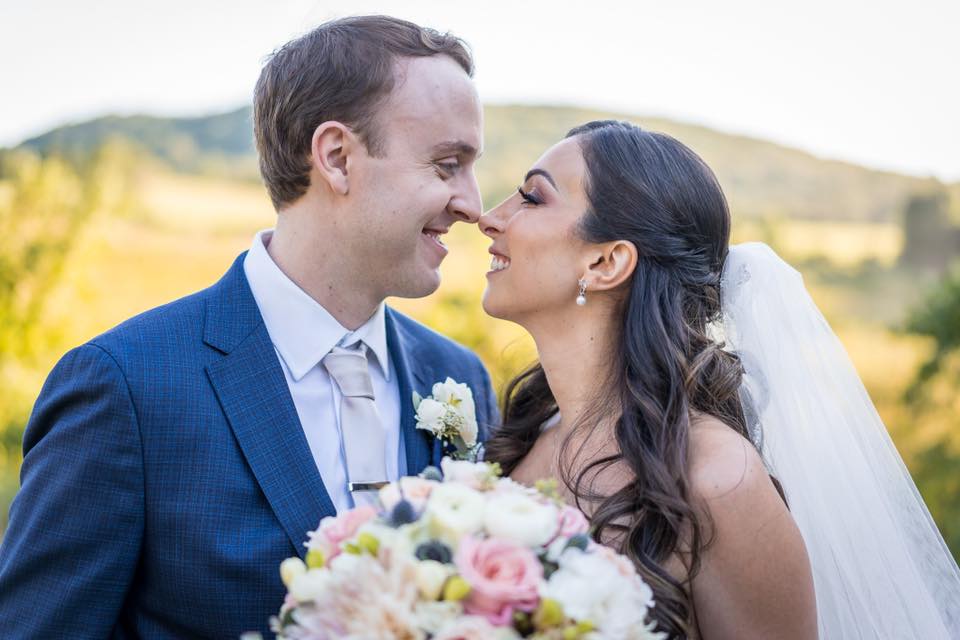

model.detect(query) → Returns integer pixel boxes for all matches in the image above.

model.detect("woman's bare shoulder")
[685,416,818,639]
[686,416,770,503]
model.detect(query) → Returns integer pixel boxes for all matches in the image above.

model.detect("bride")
[478,120,960,639]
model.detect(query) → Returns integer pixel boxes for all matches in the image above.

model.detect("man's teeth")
[490,256,510,272]
[423,230,445,246]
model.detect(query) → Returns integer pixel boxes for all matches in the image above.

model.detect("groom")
[0,15,495,638]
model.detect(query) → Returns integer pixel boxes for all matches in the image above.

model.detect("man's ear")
[583,240,638,292]
[310,121,353,196]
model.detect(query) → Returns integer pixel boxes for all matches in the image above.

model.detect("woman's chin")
[481,289,510,320]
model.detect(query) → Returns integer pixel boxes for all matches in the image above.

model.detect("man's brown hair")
[253,15,474,210]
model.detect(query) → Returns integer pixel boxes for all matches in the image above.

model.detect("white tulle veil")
[716,242,960,638]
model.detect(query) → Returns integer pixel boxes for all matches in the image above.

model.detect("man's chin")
[390,269,442,300]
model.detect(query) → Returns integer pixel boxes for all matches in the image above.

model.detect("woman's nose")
[478,197,512,238]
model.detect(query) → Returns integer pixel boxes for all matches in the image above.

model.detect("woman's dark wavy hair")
[484,120,786,639]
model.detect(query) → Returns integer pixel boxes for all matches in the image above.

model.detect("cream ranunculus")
[483,492,559,548]
[279,557,307,589]
[414,559,455,601]
[288,568,334,603]
[415,398,447,435]
[426,483,486,544]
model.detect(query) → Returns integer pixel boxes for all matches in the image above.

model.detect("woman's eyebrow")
[524,168,558,190]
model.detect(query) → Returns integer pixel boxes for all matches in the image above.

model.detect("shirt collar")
[243,229,391,383]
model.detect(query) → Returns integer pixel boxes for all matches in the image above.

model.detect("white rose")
[490,475,536,495]
[441,458,495,490]
[415,398,447,434]
[457,408,478,447]
[426,483,486,543]
[415,559,454,600]
[541,548,663,639]
[431,378,471,406]
[288,568,333,603]
[433,379,478,446]
[484,492,559,547]
[379,476,438,512]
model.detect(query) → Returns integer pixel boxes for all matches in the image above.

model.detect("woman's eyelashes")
[517,186,543,205]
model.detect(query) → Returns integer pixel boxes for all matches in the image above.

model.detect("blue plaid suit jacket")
[0,253,499,639]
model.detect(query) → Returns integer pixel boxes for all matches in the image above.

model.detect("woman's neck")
[524,305,620,437]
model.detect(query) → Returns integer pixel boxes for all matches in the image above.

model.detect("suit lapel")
[386,308,443,473]
[203,255,336,557]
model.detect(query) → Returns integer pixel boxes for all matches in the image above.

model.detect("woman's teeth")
[490,256,510,272]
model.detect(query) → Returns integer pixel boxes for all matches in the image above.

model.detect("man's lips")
[421,228,449,259]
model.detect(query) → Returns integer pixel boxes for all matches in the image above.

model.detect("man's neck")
[267,213,383,331]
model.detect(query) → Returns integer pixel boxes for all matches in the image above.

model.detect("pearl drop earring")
[576,279,587,306]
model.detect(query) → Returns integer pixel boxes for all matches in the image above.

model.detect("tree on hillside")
[0,144,137,533]
[899,191,958,270]
[903,265,960,561]
[906,264,960,399]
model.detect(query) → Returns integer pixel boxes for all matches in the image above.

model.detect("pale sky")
[2,0,958,180]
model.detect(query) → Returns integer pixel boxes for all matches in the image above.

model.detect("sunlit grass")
[138,170,274,234]
[733,218,903,267]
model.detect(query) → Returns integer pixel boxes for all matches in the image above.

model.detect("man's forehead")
[383,56,482,150]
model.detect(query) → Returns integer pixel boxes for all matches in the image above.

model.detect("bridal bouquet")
[268,458,666,640]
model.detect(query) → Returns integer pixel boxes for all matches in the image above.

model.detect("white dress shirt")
[243,230,404,513]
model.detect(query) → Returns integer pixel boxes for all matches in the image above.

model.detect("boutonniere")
[413,377,480,461]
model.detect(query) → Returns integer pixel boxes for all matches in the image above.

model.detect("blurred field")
[1,131,958,559]
[20,165,940,416]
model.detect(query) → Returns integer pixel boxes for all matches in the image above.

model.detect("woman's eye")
[517,186,542,205]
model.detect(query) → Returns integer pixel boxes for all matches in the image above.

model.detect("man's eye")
[436,162,460,175]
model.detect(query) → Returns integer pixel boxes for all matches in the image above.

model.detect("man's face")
[349,55,483,299]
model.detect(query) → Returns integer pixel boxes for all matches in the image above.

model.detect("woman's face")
[479,136,594,322]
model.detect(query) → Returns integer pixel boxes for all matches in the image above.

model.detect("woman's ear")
[310,121,353,196]
[584,240,638,292]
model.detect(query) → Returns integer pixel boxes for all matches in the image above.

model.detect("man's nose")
[449,172,483,224]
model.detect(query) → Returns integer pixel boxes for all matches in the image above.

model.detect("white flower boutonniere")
[413,377,480,460]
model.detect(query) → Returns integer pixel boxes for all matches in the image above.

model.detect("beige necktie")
[322,343,389,504]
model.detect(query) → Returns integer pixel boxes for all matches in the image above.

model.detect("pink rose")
[432,615,504,640]
[556,505,590,539]
[455,535,542,626]
[306,504,377,560]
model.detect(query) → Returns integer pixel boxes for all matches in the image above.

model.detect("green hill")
[14,104,958,223]
[17,107,257,179]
